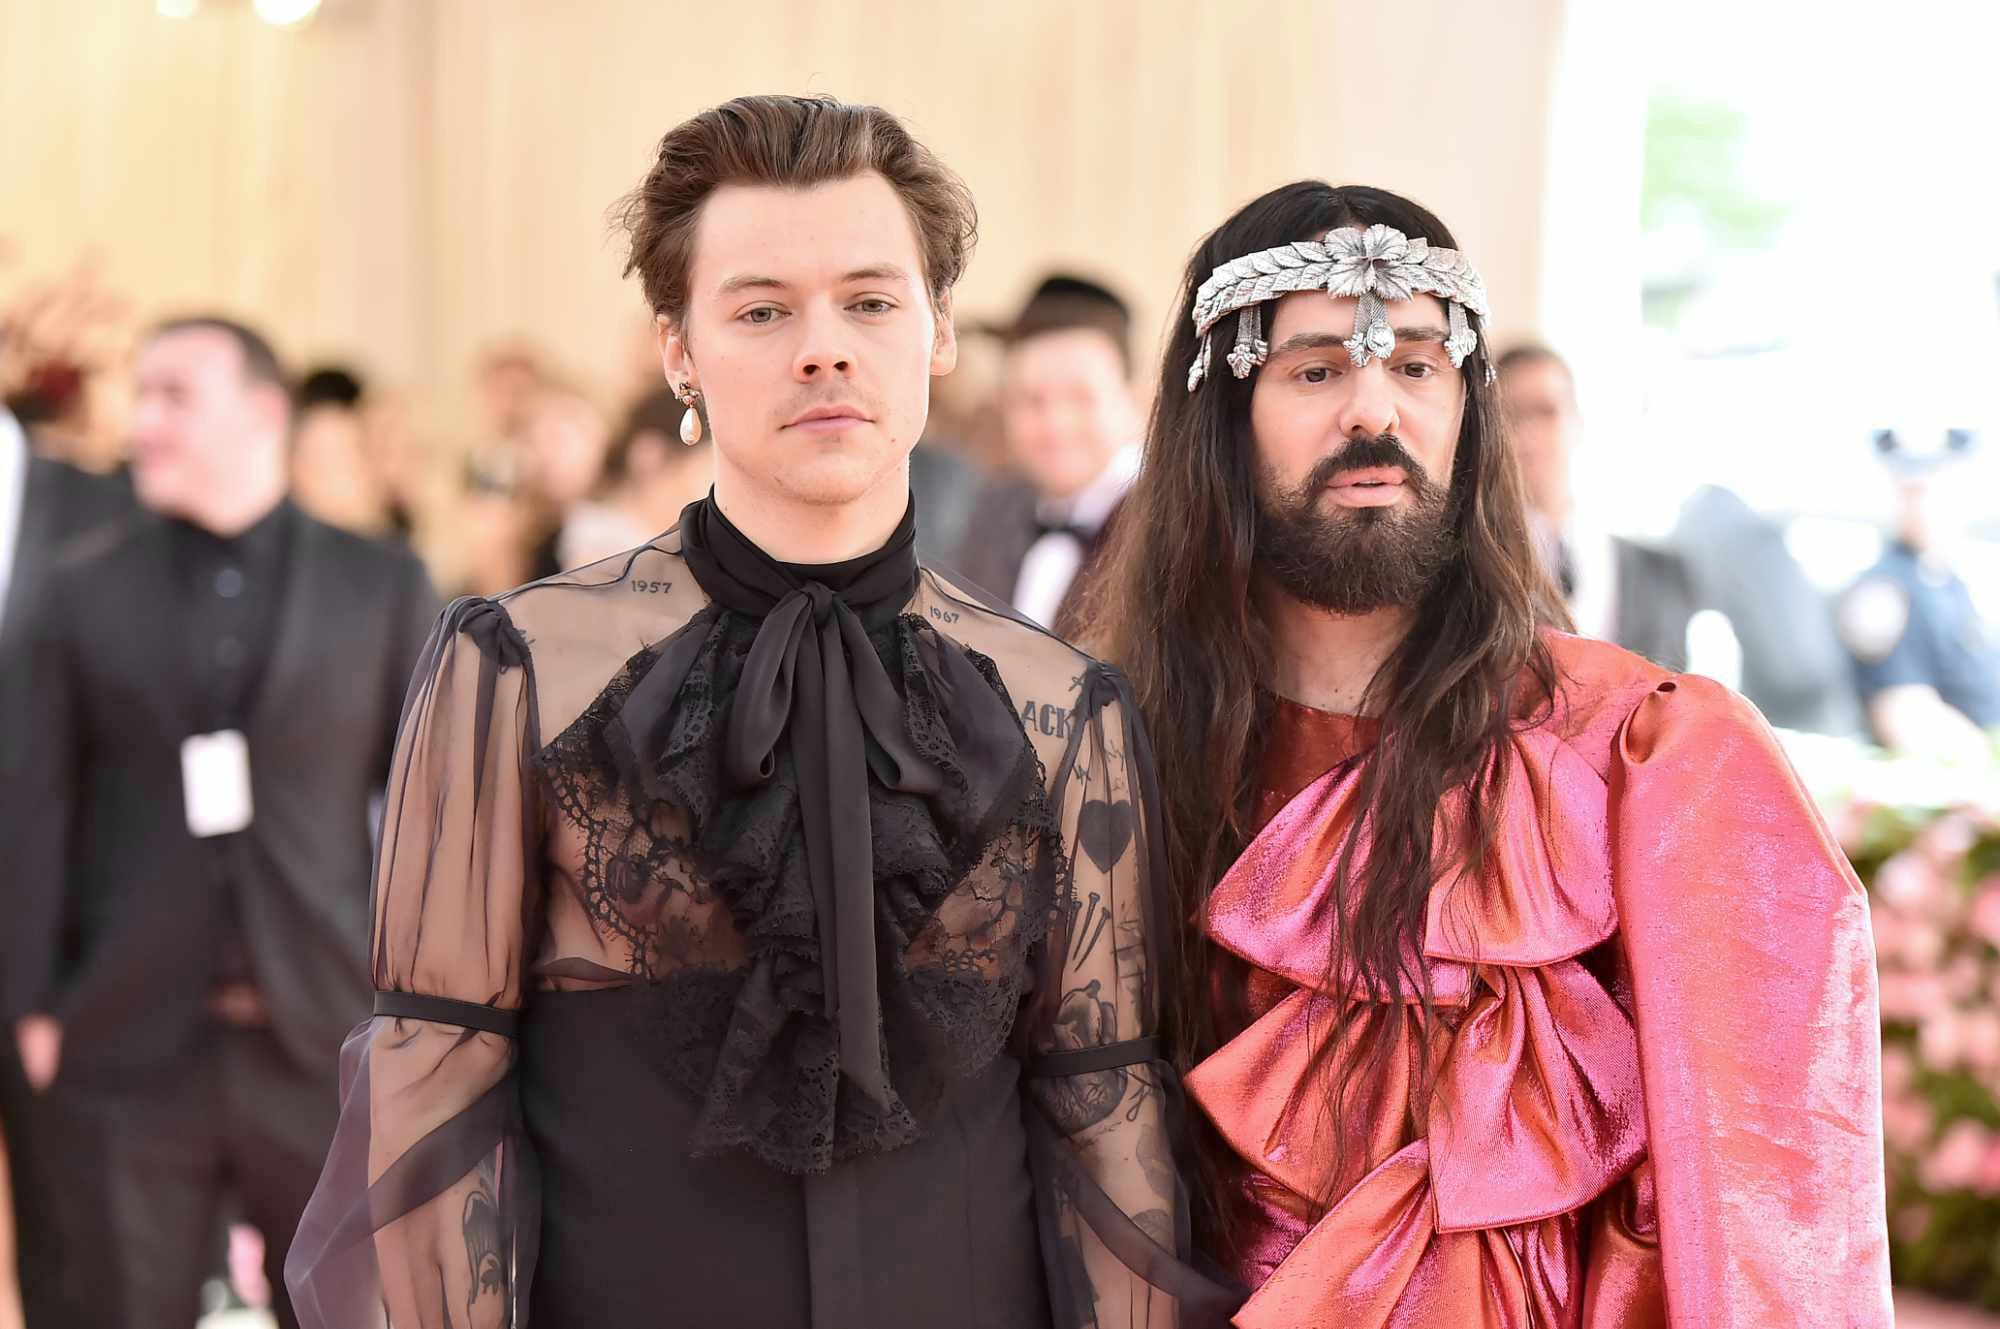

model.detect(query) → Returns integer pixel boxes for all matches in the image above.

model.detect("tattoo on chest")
[630,579,674,595]
[1019,699,1076,739]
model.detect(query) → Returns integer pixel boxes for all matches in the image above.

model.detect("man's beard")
[1254,433,1458,614]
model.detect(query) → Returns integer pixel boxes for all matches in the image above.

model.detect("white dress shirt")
[1012,445,1140,629]
[0,409,29,623]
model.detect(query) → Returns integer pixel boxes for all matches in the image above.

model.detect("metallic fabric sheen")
[1188,635,1892,1327]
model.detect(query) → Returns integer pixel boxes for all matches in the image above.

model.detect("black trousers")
[47,1022,336,1329]
[2,1044,77,1329]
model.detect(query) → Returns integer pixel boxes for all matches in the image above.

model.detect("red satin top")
[1187,632,1892,1328]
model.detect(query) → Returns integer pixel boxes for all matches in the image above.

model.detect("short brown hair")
[151,315,287,390]
[617,95,977,328]
[1005,273,1134,375]
[1495,342,1574,390]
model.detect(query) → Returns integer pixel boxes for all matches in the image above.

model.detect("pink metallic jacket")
[1186,633,1891,1327]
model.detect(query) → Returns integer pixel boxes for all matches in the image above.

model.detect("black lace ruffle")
[535,609,1060,1173]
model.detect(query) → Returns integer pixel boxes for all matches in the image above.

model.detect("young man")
[952,275,1143,634]
[288,96,1229,1329]
[1090,182,1891,1326]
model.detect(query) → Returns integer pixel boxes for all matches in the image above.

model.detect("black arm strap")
[1025,1035,1163,1079]
[373,991,520,1038]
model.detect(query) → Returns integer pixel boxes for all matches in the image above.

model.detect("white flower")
[1325,224,1417,302]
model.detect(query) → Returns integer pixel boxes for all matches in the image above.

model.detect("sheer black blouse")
[287,499,1232,1328]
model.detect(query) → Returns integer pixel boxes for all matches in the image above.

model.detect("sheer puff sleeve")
[1022,664,1240,1329]
[288,596,544,1329]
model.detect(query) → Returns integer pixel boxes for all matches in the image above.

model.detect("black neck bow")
[584,493,1050,1171]
[677,496,937,1111]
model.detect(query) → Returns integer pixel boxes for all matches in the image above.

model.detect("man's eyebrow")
[715,265,914,297]
[839,264,914,285]
[717,274,788,295]
[1267,325,1452,357]
[1268,331,1346,357]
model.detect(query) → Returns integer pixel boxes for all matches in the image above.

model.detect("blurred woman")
[556,386,710,568]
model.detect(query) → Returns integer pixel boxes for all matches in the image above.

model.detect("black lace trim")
[533,610,1063,1173]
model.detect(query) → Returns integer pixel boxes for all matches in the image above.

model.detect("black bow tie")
[1033,517,1095,545]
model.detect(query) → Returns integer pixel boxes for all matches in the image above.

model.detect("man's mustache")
[780,389,880,419]
[1304,434,1426,492]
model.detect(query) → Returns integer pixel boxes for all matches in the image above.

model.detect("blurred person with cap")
[952,274,1144,634]
[1838,426,2000,759]
[3,316,438,1329]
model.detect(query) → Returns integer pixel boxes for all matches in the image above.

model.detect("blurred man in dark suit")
[1500,342,1863,732]
[4,318,437,1329]
[0,401,128,1328]
[1496,342,1698,669]
[951,275,1143,634]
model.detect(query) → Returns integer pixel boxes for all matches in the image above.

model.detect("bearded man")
[1089,181,1891,1327]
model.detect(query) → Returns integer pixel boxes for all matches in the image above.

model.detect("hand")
[14,1016,61,1093]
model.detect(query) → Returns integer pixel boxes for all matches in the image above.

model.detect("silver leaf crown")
[1185,222,1492,392]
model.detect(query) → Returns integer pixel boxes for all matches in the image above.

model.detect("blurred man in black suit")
[1497,343,1698,668]
[4,318,436,1329]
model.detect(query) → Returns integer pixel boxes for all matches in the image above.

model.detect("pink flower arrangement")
[1832,787,2000,1304]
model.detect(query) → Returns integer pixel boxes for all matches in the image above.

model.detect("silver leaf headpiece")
[1185,222,1492,392]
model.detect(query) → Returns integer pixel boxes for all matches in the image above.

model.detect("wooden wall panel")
[1,0,1565,427]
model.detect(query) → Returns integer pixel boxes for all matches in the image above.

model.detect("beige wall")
[1,0,1565,417]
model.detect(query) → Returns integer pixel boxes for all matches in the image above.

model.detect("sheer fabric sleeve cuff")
[1024,665,1242,1329]
[288,598,544,1328]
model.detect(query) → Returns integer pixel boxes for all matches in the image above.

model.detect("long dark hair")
[1084,182,1567,1250]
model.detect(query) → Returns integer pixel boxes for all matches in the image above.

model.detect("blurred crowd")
[1,233,1996,1328]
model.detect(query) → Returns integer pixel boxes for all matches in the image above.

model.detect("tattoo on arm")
[1037,981,1126,1134]
[1076,798,1134,875]
[1138,1124,1175,1197]
[1068,891,1108,965]
[463,1152,506,1311]
[1040,1064,1127,1136]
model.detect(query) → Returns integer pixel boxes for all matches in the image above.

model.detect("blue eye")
[741,307,781,325]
